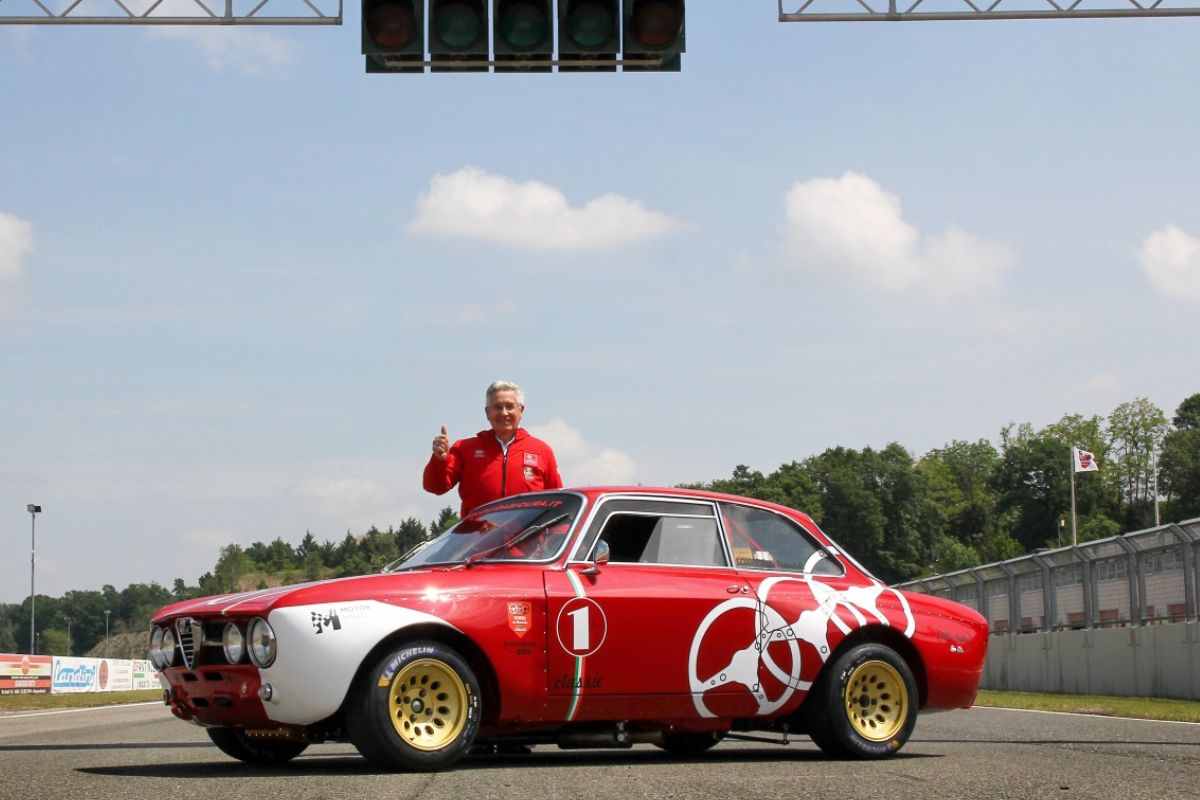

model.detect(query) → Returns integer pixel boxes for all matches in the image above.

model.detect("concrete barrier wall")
[981,621,1199,699]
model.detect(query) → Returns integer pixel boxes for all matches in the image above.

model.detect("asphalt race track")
[2,703,1198,800]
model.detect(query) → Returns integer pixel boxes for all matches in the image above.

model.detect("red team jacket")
[423,428,563,516]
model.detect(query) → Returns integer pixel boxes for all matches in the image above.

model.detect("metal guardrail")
[896,517,1200,634]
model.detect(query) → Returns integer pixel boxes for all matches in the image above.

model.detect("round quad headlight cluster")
[149,625,176,669]
[247,618,277,668]
[222,622,245,664]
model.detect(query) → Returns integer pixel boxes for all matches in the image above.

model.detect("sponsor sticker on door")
[507,601,532,638]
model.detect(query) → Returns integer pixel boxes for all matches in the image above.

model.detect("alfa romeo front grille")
[175,617,203,669]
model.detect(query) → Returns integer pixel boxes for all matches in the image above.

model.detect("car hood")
[150,570,442,622]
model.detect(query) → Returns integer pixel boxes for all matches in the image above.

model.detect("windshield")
[391,493,584,570]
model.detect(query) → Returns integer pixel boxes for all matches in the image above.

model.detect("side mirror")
[581,540,610,576]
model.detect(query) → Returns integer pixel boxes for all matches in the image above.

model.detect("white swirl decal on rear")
[687,577,916,718]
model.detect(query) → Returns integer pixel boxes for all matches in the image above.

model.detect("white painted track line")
[981,704,1200,726]
[0,701,162,720]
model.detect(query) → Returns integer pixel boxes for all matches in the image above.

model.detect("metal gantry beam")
[0,0,340,24]
[780,0,1200,20]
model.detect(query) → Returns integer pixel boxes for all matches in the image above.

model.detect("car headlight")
[223,623,245,664]
[159,627,176,668]
[247,618,277,668]
[150,627,165,667]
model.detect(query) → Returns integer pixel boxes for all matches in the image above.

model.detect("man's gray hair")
[486,380,525,407]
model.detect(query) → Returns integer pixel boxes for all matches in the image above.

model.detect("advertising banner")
[107,659,134,692]
[51,657,106,693]
[0,653,52,695]
[131,660,160,691]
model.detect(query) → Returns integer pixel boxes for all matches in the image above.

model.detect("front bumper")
[161,664,271,727]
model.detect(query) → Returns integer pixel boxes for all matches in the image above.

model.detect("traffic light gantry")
[364,0,684,74]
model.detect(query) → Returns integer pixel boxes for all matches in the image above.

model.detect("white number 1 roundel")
[555,597,607,658]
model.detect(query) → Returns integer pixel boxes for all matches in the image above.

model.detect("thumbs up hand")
[432,425,450,460]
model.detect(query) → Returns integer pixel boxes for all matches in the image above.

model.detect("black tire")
[206,727,308,765]
[656,731,722,757]
[805,642,918,759]
[346,640,482,771]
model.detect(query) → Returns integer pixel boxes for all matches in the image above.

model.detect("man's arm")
[423,433,462,495]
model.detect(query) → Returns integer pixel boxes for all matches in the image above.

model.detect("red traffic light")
[630,0,682,48]
[365,0,417,49]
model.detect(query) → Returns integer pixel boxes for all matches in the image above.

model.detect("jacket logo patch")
[524,466,536,481]
[507,601,531,638]
[474,449,486,458]
[523,452,538,466]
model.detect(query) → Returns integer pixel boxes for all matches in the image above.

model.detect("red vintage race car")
[149,487,987,769]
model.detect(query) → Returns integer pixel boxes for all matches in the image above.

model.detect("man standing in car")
[424,380,563,516]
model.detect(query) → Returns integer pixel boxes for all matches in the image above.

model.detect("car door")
[544,496,747,721]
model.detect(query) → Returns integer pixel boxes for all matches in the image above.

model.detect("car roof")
[560,485,821,528]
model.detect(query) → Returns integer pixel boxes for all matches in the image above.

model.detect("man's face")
[486,390,524,439]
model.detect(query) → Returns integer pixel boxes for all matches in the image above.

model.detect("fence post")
[973,570,988,625]
[1075,545,1095,629]
[1115,536,1140,625]
[1032,553,1054,631]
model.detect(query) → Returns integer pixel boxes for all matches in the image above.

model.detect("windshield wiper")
[464,513,571,568]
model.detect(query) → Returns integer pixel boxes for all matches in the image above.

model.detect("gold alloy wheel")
[843,659,908,742]
[387,658,469,751]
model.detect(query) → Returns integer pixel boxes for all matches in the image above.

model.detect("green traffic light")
[436,1,482,49]
[567,1,613,48]
[499,1,549,49]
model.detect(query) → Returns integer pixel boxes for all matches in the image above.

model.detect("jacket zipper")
[501,450,509,497]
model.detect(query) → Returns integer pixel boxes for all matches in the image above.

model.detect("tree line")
[0,508,460,657]
[3,392,1198,655]
[691,393,1200,582]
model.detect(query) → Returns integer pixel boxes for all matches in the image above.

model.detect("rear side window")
[597,514,727,567]
[719,502,842,576]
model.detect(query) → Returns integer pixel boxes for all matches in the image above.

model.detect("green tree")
[1162,393,1200,521]
[213,545,253,593]
[40,628,70,656]
[395,517,429,557]
[993,418,1112,550]
[1173,393,1200,430]
[431,507,459,536]
[1107,397,1169,528]
[0,614,17,652]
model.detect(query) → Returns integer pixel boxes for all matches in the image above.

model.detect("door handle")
[726,585,741,594]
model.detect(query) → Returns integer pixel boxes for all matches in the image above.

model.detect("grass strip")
[976,689,1200,723]
[0,690,162,713]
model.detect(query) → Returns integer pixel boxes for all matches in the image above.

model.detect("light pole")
[27,504,42,655]
[64,616,72,657]
[104,610,111,658]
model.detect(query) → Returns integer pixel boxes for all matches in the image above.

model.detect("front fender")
[260,600,458,725]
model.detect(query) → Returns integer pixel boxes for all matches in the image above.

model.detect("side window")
[596,513,727,568]
[719,503,842,576]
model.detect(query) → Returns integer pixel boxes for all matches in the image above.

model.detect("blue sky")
[3,6,1198,601]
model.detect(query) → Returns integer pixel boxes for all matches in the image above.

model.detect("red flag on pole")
[1072,447,1099,473]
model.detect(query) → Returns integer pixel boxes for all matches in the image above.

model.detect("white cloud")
[1140,225,1200,302]
[783,172,1012,299]
[0,212,33,315]
[0,211,33,282]
[528,418,637,486]
[409,166,684,252]
[147,27,295,74]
